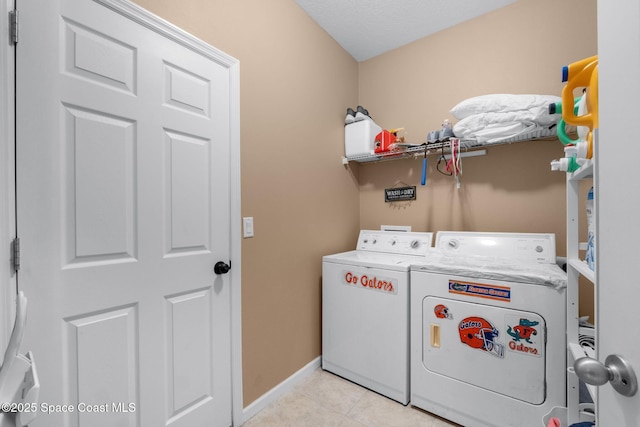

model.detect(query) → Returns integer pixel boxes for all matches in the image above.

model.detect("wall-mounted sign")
[384,186,416,203]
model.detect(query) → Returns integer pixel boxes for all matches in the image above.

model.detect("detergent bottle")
[561,55,598,159]
[562,55,598,128]
[551,93,590,147]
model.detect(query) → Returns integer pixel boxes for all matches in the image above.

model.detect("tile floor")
[243,368,462,427]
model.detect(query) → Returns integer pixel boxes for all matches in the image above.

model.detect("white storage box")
[344,120,381,157]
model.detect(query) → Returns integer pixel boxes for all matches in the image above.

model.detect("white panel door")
[16,1,233,426]
[596,0,640,424]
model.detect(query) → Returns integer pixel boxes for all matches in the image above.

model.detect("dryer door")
[423,297,546,404]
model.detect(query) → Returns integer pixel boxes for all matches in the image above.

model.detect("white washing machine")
[322,229,434,405]
[410,232,567,427]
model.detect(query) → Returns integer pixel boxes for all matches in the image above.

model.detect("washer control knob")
[391,240,396,246]
[535,245,543,253]
[411,240,420,249]
[372,239,377,244]
[447,239,459,249]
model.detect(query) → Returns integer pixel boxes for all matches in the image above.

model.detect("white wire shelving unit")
[341,128,558,165]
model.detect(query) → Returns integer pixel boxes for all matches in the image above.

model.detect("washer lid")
[323,250,425,271]
[411,251,567,289]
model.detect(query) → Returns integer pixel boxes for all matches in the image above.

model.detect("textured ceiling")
[295,0,518,62]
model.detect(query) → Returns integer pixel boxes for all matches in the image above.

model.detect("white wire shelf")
[342,145,427,164]
[341,139,496,164]
[341,128,558,164]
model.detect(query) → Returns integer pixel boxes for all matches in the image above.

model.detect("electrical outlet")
[243,217,254,238]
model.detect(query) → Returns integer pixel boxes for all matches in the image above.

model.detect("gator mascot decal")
[507,318,539,343]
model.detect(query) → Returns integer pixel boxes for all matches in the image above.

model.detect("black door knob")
[214,261,231,275]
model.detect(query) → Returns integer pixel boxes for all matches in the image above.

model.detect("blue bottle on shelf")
[586,186,595,270]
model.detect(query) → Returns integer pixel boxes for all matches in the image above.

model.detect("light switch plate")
[243,217,254,238]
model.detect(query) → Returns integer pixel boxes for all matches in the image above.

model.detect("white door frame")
[0,0,243,424]
[0,0,16,357]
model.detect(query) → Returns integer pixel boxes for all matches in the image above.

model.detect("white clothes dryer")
[322,229,433,405]
[410,232,567,427]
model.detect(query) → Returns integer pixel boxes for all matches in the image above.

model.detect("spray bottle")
[439,119,453,140]
[586,186,595,270]
[549,95,589,173]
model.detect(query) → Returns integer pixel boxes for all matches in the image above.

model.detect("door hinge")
[9,9,18,44]
[12,237,20,272]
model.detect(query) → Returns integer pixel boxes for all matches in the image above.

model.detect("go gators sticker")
[343,271,397,295]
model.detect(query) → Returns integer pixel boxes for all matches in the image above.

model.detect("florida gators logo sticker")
[434,304,452,319]
[458,316,504,358]
[506,317,543,358]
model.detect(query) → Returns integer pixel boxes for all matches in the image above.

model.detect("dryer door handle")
[430,324,441,348]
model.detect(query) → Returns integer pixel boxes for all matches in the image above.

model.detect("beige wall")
[357,0,596,320]
[132,0,597,409]
[358,0,596,244]
[131,0,360,406]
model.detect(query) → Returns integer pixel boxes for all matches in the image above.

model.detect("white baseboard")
[241,356,321,425]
